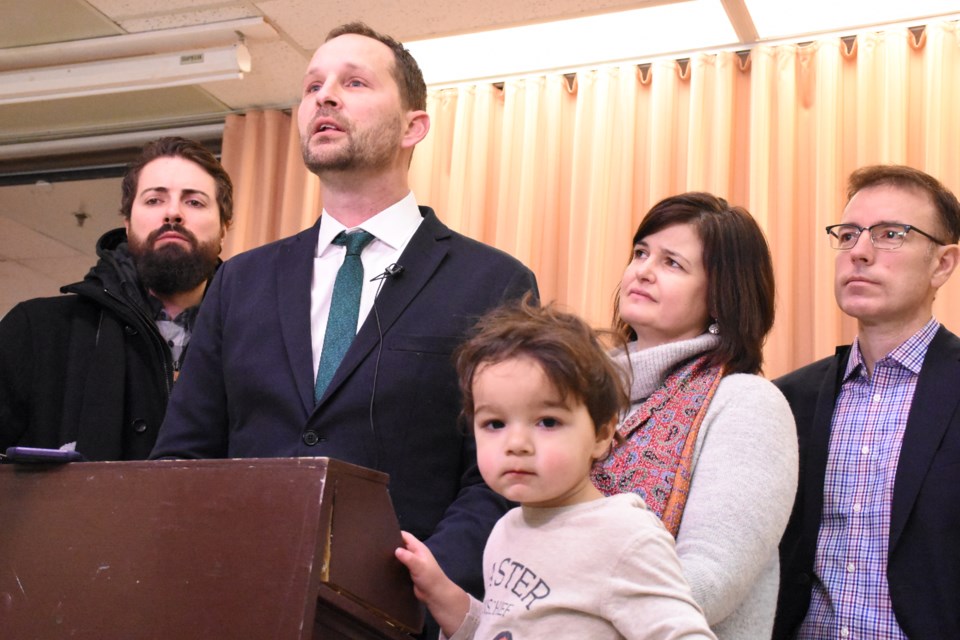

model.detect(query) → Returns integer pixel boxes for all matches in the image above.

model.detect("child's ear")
[591,420,617,461]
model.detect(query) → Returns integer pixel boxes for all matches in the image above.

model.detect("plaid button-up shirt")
[798,318,939,640]
[153,302,201,376]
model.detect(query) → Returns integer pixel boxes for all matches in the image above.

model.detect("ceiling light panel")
[406,0,738,86]
[745,0,960,39]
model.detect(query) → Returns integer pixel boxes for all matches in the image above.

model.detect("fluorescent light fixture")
[0,124,226,160]
[405,0,738,86]
[0,18,275,71]
[0,44,251,106]
[745,0,960,39]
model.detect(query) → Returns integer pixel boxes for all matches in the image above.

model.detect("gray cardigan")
[611,334,798,640]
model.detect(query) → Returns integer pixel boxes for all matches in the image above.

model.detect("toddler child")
[395,299,716,640]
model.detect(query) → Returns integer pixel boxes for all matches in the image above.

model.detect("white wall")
[0,177,122,318]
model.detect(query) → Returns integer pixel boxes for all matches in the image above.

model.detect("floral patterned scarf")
[592,355,723,537]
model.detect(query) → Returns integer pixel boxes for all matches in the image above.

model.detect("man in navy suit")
[151,22,538,610]
[774,165,960,639]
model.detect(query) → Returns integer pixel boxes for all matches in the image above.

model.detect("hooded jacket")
[0,228,197,460]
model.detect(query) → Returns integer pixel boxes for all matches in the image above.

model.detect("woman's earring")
[708,320,720,335]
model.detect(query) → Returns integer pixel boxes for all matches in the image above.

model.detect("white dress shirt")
[310,192,423,382]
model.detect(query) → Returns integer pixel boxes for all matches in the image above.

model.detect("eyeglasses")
[825,223,946,251]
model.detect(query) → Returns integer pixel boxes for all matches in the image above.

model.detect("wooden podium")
[0,457,423,639]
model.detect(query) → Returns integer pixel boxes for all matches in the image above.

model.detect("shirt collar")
[148,294,201,329]
[316,191,421,256]
[844,316,940,380]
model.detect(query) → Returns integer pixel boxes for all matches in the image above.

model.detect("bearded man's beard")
[128,224,220,296]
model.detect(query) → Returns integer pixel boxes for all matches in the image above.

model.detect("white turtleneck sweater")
[608,333,798,640]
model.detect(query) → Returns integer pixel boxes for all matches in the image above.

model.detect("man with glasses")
[773,165,960,639]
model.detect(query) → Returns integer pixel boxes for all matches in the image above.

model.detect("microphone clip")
[370,263,404,282]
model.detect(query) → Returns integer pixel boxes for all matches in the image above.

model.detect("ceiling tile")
[118,6,260,32]
[89,0,221,16]
[2,0,120,48]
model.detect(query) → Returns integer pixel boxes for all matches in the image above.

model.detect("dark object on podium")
[0,457,423,639]
[3,446,87,463]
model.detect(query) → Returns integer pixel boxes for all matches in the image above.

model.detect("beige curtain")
[219,20,960,378]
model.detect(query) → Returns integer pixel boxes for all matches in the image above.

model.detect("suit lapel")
[313,207,451,408]
[889,327,960,549]
[277,218,323,415]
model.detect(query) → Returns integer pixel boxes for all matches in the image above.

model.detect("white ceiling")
[2,0,959,318]
[0,176,124,318]
[3,0,959,147]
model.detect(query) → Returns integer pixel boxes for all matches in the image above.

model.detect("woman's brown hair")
[612,192,775,375]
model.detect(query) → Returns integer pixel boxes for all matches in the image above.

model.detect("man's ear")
[401,110,430,150]
[123,216,131,235]
[931,243,959,290]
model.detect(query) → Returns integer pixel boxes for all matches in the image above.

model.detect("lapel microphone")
[370,263,404,282]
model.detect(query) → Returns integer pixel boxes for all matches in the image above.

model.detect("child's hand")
[395,531,446,601]
[395,531,471,637]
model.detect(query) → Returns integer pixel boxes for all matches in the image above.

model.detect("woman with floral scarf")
[592,192,798,640]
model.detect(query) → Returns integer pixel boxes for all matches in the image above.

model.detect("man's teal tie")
[314,229,375,403]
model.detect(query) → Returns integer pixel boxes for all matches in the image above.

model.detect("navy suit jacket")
[152,207,538,599]
[773,325,960,639]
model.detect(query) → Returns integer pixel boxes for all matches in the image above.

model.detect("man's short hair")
[120,137,234,229]
[847,164,960,243]
[325,22,427,112]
